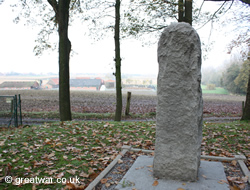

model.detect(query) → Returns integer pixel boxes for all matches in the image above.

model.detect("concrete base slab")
[115,156,229,190]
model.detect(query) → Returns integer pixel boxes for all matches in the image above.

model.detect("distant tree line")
[222,55,249,95]
[202,53,249,95]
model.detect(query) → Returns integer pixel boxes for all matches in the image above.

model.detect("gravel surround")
[95,152,249,190]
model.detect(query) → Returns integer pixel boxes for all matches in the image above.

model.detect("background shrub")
[206,84,216,90]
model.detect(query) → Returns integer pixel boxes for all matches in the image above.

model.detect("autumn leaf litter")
[0,120,249,189]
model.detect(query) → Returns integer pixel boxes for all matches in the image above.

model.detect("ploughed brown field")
[0,89,245,117]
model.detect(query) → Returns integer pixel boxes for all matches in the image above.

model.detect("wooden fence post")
[125,92,131,116]
[242,101,245,115]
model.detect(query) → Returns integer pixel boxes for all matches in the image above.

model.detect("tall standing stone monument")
[153,22,203,182]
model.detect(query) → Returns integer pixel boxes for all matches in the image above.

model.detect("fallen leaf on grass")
[56,172,64,178]
[47,152,55,158]
[0,176,4,182]
[46,169,57,175]
[0,139,6,146]
[88,168,95,174]
[152,180,158,186]
[65,181,85,190]
[79,172,89,178]
[33,161,43,167]
[12,157,20,163]
[63,155,68,160]
[45,138,51,144]
[145,140,153,146]
[56,142,63,146]
[224,135,228,140]
[66,169,77,175]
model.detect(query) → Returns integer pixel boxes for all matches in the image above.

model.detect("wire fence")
[0,94,22,127]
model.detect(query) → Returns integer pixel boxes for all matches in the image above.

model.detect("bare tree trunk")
[47,0,72,121]
[178,0,184,22]
[178,0,192,25]
[58,0,72,121]
[114,0,122,121]
[185,0,193,25]
[241,72,250,120]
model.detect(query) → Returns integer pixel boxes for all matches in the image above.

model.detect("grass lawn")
[201,85,229,95]
[0,121,249,189]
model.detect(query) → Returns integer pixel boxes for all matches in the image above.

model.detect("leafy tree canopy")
[234,57,250,93]
[222,56,250,95]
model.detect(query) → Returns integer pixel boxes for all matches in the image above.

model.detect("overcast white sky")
[0,0,241,76]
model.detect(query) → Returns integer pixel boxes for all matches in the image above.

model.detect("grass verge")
[0,121,249,189]
[201,85,229,95]
[21,111,156,120]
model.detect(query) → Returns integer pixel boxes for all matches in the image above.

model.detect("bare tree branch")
[196,0,231,30]
[47,0,58,22]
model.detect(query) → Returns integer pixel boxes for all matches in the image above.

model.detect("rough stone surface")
[153,22,203,181]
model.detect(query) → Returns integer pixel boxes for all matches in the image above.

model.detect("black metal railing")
[0,94,22,127]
